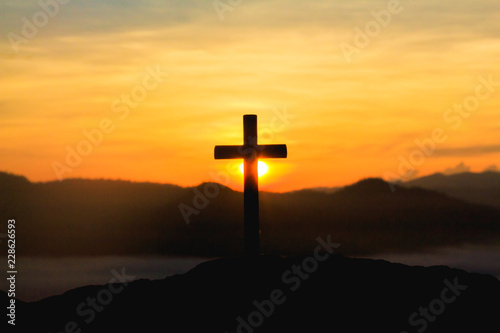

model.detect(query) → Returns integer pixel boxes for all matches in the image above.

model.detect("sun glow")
[239,161,269,177]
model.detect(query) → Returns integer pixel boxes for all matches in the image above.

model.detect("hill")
[4,255,499,332]
[405,171,500,209]
[1,172,500,256]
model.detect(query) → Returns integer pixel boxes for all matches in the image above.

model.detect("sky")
[0,0,499,192]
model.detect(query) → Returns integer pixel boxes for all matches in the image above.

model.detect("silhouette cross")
[214,115,287,255]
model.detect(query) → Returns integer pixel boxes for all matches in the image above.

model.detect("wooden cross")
[214,115,287,255]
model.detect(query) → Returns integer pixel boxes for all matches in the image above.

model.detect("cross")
[214,114,287,256]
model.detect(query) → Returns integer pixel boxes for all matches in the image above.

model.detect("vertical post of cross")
[243,115,260,255]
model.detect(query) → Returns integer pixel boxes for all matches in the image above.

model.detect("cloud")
[442,162,471,175]
[435,145,500,157]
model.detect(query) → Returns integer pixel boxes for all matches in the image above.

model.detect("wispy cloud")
[435,145,500,157]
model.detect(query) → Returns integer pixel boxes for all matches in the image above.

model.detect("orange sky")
[1,0,499,192]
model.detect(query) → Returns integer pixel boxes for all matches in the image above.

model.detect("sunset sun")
[239,161,269,177]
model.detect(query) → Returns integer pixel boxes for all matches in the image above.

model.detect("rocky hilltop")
[3,253,500,332]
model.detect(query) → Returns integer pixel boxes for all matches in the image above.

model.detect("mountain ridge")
[404,171,500,209]
[1,171,499,257]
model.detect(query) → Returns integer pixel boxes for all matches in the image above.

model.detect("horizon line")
[2,169,499,194]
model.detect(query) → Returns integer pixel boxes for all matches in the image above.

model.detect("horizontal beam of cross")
[214,144,287,160]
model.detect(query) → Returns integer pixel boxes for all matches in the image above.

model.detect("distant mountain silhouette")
[0,171,29,188]
[405,171,500,209]
[340,177,403,194]
[293,186,341,194]
[4,255,499,332]
[1,172,500,257]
